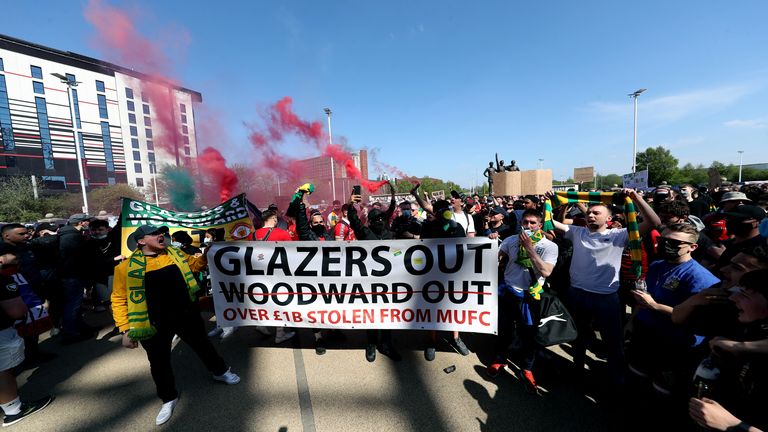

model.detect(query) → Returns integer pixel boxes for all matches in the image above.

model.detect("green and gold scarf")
[543,191,642,278]
[515,229,546,300]
[125,246,200,341]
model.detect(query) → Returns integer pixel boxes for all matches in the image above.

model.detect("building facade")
[0,34,200,192]
[281,150,369,204]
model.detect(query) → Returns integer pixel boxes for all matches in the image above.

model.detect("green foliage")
[0,176,63,222]
[636,146,679,186]
[88,184,144,214]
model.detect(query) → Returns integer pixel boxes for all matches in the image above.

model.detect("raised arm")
[410,182,433,214]
[624,188,661,235]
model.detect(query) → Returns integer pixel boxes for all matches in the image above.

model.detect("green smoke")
[164,167,197,211]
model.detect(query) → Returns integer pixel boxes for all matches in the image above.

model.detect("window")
[145,128,152,139]
[108,177,116,186]
[100,122,114,172]
[97,94,108,119]
[5,156,16,168]
[181,125,188,134]
[96,81,105,92]
[182,135,189,145]
[181,114,187,124]
[179,103,186,113]
[133,150,141,160]
[35,97,54,169]
[130,126,138,137]
[184,146,190,155]
[0,75,16,150]
[0,58,4,71]
[136,178,144,187]
[148,152,155,162]
[71,89,81,128]
[144,117,151,127]
[127,100,135,112]
[77,132,85,158]
[65,73,76,82]
[33,81,44,95]
[125,87,134,99]
[128,113,136,124]
[142,104,150,115]
[146,140,154,150]
[134,163,142,173]
[131,138,139,149]
[30,66,42,79]
[141,92,147,102]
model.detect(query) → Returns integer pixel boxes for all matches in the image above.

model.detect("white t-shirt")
[564,225,629,294]
[499,235,559,295]
[452,210,475,234]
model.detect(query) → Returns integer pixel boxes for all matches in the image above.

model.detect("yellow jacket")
[112,250,206,332]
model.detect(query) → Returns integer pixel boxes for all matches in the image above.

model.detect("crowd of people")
[0,180,766,429]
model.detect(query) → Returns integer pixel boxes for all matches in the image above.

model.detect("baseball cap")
[723,205,766,221]
[450,190,464,200]
[490,206,508,217]
[132,225,165,240]
[524,195,540,204]
[720,191,751,204]
[68,213,90,224]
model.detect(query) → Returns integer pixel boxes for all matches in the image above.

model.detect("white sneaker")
[156,398,178,425]
[50,327,61,337]
[213,368,241,385]
[255,326,271,336]
[220,327,236,340]
[275,329,296,344]
[207,327,223,338]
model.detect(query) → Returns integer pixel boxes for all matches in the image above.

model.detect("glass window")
[35,97,54,169]
[179,103,186,113]
[134,163,142,173]
[101,122,115,172]
[181,114,187,124]
[136,178,144,187]
[125,87,134,99]
[130,126,138,137]
[77,132,85,158]
[127,100,135,111]
[184,146,190,155]
[148,152,155,162]
[33,81,44,95]
[30,66,42,79]
[182,135,189,145]
[0,58,4,71]
[146,140,154,150]
[71,89,81,128]
[96,81,105,92]
[182,125,188,134]
[128,113,136,124]
[97,94,108,119]
[0,75,16,151]
[133,150,141,160]
[145,128,152,139]
[142,104,150,115]
[144,117,151,127]
[131,138,139,149]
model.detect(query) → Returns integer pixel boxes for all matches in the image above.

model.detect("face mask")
[726,220,754,237]
[680,190,690,199]
[92,234,107,240]
[401,210,412,218]
[658,237,684,261]
[171,241,183,248]
[370,219,385,233]
[523,229,534,237]
[203,238,213,245]
[312,225,325,235]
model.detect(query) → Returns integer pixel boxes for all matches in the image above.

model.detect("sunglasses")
[659,237,694,247]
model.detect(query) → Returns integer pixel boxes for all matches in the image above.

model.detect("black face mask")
[370,219,385,233]
[657,237,685,261]
[726,220,753,237]
[311,225,325,236]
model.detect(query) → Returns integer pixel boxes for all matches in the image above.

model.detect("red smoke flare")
[375,162,419,185]
[197,148,238,202]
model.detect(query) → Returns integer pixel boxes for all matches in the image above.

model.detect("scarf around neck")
[515,229,545,300]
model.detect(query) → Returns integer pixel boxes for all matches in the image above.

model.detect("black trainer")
[314,338,327,356]
[3,395,54,427]
[377,343,402,362]
[453,337,470,356]
[424,347,436,362]
[365,344,376,362]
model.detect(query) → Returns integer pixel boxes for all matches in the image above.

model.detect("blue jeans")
[61,277,86,336]
[567,286,625,387]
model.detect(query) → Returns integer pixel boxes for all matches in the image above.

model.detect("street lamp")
[738,150,744,183]
[324,108,336,202]
[52,72,89,214]
[538,158,544,169]
[629,88,646,173]
[149,162,159,205]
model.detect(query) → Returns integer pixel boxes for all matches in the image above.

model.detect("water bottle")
[692,355,721,399]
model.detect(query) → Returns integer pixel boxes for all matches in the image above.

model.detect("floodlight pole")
[629,88,646,173]
[324,108,336,201]
[54,73,89,214]
[738,150,744,183]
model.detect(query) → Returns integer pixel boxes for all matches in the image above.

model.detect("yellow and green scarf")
[515,229,545,300]
[543,191,643,278]
[125,246,200,341]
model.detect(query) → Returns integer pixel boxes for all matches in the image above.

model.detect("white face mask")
[171,241,183,248]
[203,238,212,245]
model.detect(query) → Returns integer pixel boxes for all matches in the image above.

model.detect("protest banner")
[622,169,649,190]
[119,194,254,256]
[208,238,499,334]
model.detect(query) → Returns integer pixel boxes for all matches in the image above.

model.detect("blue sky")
[4,1,768,187]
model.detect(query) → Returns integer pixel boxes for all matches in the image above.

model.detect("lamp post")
[324,108,337,202]
[738,150,744,183]
[52,73,89,214]
[538,158,544,169]
[150,162,159,205]
[629,88,647,173]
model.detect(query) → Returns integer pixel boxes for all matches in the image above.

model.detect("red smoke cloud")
[197,148,237,202]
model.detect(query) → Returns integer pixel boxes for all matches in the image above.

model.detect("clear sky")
[3,1,768,188]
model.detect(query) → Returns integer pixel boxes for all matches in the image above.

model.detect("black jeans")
[496,293,539,371]
[140,311,228,402]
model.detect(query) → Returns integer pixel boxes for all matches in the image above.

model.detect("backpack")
[535,290,578,347]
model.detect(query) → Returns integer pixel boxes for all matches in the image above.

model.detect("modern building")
[0,33,200,193]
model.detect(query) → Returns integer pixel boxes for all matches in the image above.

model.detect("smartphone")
[352,185,361,195]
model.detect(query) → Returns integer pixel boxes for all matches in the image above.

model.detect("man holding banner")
[111,225,241,426]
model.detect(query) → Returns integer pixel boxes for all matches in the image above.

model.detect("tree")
[88,184,144,214]
[674,163,709,186]
[0,176,63,222]
[636,146,679,186]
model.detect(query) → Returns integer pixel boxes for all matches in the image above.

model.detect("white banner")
[208,238,498,334]
[623,169,649,189]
